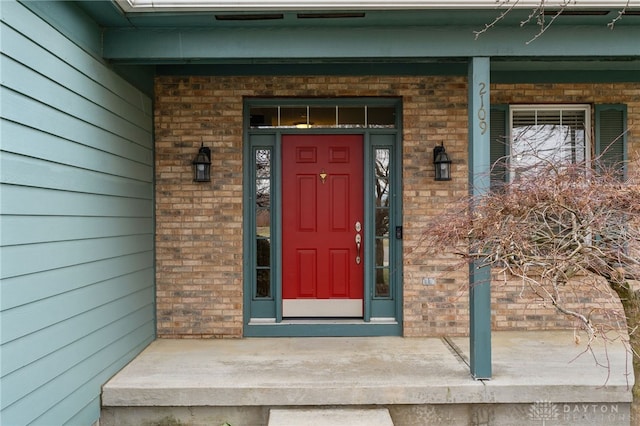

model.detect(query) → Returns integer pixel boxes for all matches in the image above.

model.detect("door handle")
[354,221,362,265]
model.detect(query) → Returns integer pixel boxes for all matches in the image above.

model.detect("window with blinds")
[509,105,590,181]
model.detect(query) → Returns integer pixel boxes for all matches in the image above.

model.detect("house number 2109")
[478,82,487,135]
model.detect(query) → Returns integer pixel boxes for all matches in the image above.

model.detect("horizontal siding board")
[0,1,152,116]
[19,0,103,60]
[1,55,152,146]
[2,301,154,409]
[0,251,153,310]
[2,119,152,182]
[2,152,152,199]
[1,293,154,377]
[1,216,153,246]
[0,185,153,217]
[1,23,151,131]
[1,2,155,425]
[1,282,154,376]
[0,234,153,280]
[37,329,155,426]
[59,396,101,426]
[1,268,153,344]
[2,314,154,425]
[2,90,152,164]
[49,329,154,426]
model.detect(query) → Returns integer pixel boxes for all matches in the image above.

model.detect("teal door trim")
[243,98,403,337]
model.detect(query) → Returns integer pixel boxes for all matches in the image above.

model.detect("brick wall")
[489,83,639,334]
[155,76,245,338]
[154,76,638,338]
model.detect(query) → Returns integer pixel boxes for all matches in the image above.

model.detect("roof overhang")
[114,0,639,12]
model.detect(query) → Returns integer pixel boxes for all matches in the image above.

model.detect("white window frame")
[508,104,591,183]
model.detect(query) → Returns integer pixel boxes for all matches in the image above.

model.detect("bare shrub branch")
[609,0,631,29]
[425,153,640,344]
[473,0,521,40]
[476,0,629,43]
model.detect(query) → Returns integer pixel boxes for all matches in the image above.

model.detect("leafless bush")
[424,150,640,403]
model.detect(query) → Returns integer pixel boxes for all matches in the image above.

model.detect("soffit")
[75,1,640,28]
[73,0,640,78]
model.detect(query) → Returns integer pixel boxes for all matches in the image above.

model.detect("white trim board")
[116,0,638,12]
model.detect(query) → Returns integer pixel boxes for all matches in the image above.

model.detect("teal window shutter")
[595,104,627,180]
[490,105,508,190]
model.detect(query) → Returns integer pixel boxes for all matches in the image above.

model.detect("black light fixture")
[192,142,211,182]
[433,142,452,181]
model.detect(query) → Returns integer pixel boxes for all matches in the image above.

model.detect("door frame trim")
[243,98,403,337]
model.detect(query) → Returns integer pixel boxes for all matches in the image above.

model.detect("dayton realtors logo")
[528,400,559,425]
[528,400,625,424]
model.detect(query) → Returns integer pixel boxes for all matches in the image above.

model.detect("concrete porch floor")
[101,331,633,426]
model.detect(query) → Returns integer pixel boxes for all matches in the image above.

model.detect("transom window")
[249,105,396,128]
[510,105,590,181]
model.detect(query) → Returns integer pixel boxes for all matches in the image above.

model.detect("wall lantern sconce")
[192,143,211,182]
[433,142,452,181]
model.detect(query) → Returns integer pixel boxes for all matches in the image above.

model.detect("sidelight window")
[255,148,272,299]
[374,148,391,299]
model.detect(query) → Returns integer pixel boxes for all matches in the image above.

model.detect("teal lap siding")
[1,1,155,425]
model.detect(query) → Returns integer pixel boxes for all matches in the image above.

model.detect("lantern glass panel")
[193,150,211,182]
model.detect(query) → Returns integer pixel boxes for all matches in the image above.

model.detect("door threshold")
[249,317,397,325]
[245,318,402,336]
[283,318,398,325]
[282,299,363,317]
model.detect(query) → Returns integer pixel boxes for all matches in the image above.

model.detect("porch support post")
[467,57,492,380]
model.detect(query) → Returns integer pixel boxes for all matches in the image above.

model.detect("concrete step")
[101,333,633,426]
[268,408,394,426]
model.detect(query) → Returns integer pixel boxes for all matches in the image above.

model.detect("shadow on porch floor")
[101,331,632,426]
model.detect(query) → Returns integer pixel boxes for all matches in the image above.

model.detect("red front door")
[282,135,364,317]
